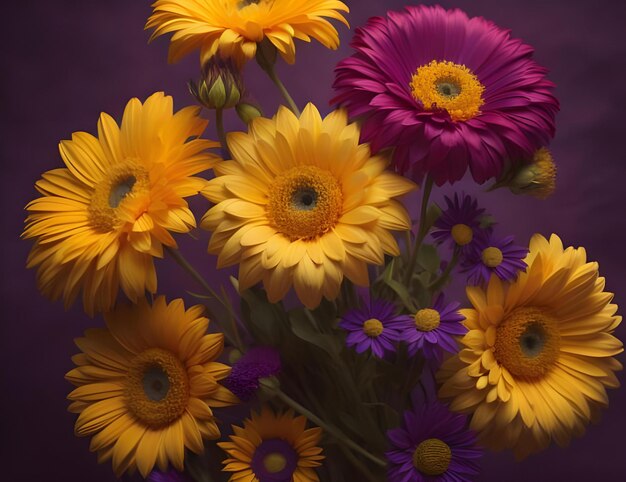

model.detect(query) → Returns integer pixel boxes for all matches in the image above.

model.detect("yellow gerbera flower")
[438,233,623,459]
[23,92,219,315]
[66,296,238,477]
[146,0,349,65]
[218,407,324,481]
[201,104,415,308]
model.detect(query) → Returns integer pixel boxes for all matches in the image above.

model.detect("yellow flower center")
[263,452,287,473]
[451,223,473,246]
[494,307,561,378]
[412,438,452,476]
[363,318,384,337]
[414,308,440,332]
[267,166,343,240]
[410,60,485,122]
[89,160,149,232]
[481,247,503,268]
[126,347,190,428]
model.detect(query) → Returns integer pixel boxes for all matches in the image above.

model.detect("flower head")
[386,403,482,482]
[339,299,410,358]
[66,297,238,477]
[509,147,557,199]
[222,346,281,401]
[431,193,490,250]
[201,104,415,309]
[147,0,349,66]
[332,5,558,185]
[218,407,324,482]
[438,234,623,458]
[461,233,528,285]
[189,57,243,110]
[23,92,218,315]
[402,295,467,361]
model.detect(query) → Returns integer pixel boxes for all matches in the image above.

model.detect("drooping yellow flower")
[438,234,622,459]
[23,92,219,315]
[66,296,238,477]
[218,407,324,482]
[201,104,415,308]
[146,0,349,66]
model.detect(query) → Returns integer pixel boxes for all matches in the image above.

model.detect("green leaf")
[417,243,440,273]
[382,277,417,312]
[288,309,341,358]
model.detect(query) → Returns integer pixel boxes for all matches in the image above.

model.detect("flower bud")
[189,58,243,110]
[508,148,557,199]
[488,147,557,200]
[236,102,263,124]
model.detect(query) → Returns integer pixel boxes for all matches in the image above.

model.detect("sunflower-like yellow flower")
[146,0,349,66]
[201,104,415,308]
[23,92,219,315]
[438,234,622,459]
[218,407,324,481]
[66,296,238,477]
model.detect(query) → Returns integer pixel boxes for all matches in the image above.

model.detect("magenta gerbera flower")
[386,403,482,482]
[431,193,491,251]
[339,299,410,358]
[402,294,466,361]
[332,5,559,185]
[462,232,528,284]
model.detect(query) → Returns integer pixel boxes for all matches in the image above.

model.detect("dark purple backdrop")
[2,1,625,481]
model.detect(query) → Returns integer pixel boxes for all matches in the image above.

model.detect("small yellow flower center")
[263,452,287,473]
[267,166,343,240]
[451,223,473,246]
[494,307,561,378]
[410,60,485,122]
[88,160,149,232]
[481,247,503,268]
[126,347,190,428]
[362,318,384,337]
[412,438,452,476]
[414,308,440,332]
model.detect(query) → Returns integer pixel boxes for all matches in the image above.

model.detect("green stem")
[428,247,460,293]
[337,444,381,482]
[215,107,229,158]
[403,175,434,285]
[165,246,242,349]
[256,47,300,115]
[263,382,386,468]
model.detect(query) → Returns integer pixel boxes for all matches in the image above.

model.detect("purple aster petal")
[221,347,281,401]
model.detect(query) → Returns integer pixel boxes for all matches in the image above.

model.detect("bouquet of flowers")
[22,1,622,481]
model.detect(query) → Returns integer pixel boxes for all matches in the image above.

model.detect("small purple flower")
[402,295,466,361]
[147,469,191,482]
[462,232,528,285]
[386,403,482,482]
[222,347,281,401]
[339,299,410,358]
[431,193,491,251]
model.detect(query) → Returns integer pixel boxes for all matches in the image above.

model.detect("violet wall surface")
[2,0,625,480]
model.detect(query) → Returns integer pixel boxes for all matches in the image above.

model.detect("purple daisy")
[222,347,281,401]
[430,193,491,251]
[332,5,558,185]
[339,299,410,358]
[386,403,482,482]
[147,469,191,482]
[462,232,528,285]
[402,294,466,361]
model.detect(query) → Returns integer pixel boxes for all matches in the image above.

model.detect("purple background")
[2,0,625,480]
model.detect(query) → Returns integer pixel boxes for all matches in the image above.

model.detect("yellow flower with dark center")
[66,297,238,477]
[146,0,349,66]
[22,92,219,315]
[438,234,623,459]
[410,60,485,121]
[201,104,415,308]
[218,407,324,482]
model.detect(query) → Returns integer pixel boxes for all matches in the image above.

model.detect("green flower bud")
[189,58,243,110]
[236,102,263,124]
